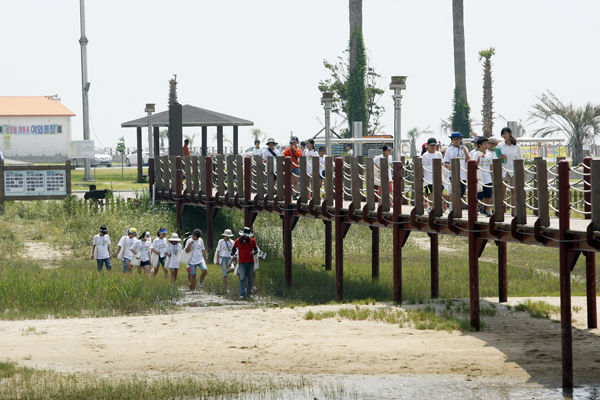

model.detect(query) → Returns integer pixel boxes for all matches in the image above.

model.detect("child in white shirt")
[92,225,112,272]
[165,233,183,284]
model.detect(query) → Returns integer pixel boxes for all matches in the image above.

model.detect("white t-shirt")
[216,238,234,258]
[373,154,393,183]
[421,151,442,185]
[252,147,263,156]
[303,148,319,175]
[319,155,326,176]
[151,237,168,257]
[166,243,182,268]
[497,142,523,178]
[470,149,493,185]
[131,239,150,262]
[118,236,137,260]
[186,238,206,265]
[443,145,469,181]
[262,147,279,173]
[93,234,111,259]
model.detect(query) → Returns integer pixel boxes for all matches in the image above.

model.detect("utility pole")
[79,0,92,181]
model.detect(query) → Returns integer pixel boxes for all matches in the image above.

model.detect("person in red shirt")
[283,136,302,199]
[230,227,258,299]
[182,139,191,156]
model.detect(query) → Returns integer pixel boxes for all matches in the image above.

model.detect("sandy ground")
[1,294,599,389]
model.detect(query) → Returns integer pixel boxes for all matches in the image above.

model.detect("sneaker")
[192,289,197,295]
[448,204,453,213]
[293,195,298,200]
[426,206,432,213]
[484,210,492,217]
[252,286,257,291]
[239,295,245,300]
[225,289,230,294]
[198,282,204,289]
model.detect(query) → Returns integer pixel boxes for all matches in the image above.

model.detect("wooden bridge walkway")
[149,154,600,389]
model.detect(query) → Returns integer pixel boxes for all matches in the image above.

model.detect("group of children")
[91,225,262,297]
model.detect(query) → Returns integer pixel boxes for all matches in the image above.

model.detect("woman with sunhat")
[165,233,182,284]
[262,137,280,182]
[215,228,235,293]
[230,227,258,299]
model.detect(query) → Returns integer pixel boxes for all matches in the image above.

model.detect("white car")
[72,149,112,168]
[125,149,150,167]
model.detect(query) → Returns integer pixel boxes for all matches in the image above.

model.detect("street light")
[145,103,155,156]
[390,76,407,162]
[321,92,334,156]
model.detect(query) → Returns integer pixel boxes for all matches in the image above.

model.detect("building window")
[57,125,62,133]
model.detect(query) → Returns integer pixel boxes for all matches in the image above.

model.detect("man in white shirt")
[252,140,263,157]
[421,138,442,213]
[470,137,493,217]
[92,225,112,271]
[443,132,470,210]
[373,145,393,204]
[262,137,279,181]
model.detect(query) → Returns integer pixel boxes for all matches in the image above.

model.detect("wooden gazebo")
[121,104,253,181]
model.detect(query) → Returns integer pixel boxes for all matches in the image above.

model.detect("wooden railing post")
[451,158,462,218]
[514,159,526,224]
[380,156,390,212]
[432,158,443,217]
[492,158,504,221]
[413,156,424,215]
[351,157,361,211]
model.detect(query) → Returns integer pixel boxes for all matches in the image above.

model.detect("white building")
[0,96,75,161]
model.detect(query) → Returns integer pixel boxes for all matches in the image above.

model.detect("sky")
[2,0,599,152]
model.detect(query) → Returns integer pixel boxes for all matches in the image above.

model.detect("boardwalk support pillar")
[284,157,293,288]
[371,226,379,280]
[497,241,508,302]
[174,157,183,231]
[324,220,332,271]
[392,161,409,303]
[334,158,345,302]
[585,252,597,329]
[558,160,573,389]
[467,160,480,331]
[428,232,439,298]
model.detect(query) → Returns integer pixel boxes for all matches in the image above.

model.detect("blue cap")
[159,228,167,234]
[450,132,462,139]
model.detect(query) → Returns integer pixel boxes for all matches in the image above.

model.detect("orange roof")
[0,96,75,117]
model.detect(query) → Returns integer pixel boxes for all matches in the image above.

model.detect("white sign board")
[4,170,67,196]
[69,140,94,158]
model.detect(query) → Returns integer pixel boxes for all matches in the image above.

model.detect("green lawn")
[71,167,150,191]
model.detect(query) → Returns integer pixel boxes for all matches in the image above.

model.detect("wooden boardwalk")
[150,154,600,389]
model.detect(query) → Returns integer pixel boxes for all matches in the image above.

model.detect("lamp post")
[321,92,334,156]
[145,103,155,157]
[390,76,407,162]
[79,0,92,181]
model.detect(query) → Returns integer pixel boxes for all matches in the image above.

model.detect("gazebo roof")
[121,104,253,128]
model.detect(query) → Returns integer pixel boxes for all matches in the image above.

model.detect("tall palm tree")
[529,91,600,165]
[407,126,433,157]
[478,47,495,138]
[451,0,471,138]
[349,0,362,72]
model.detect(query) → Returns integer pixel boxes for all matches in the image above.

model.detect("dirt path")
[1,296,599,387]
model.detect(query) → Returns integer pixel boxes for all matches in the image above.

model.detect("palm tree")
[407,126,433,157]
[529,91,600,165]
[250,128,266,144]
[159,129,169,150]
[479,47,495,137]
[452,0,468,113]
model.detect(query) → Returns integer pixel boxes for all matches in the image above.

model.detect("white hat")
[239,227,254,237]
[222,229,234,237]
[169,233,181,242]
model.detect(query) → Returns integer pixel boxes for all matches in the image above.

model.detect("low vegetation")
[514,299,561,320]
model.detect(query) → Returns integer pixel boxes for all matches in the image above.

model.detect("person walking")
[373,145,393,204]
[151,228,169,279]
[184,229,208,294]
[182,139,191,156]
[344,143,354,156]
[165,233,182,284]
[252,139,263,157]
[303,139,318,195]
[421,138,443,213]
[262,137,280,183]
[443,132,470,212]
[115,227,138,273]
[470,137,493,217]
[92,225,112,271]
[230,227,258,299]
[497,127,523,216]
[215,229,235,293]
[131,231,151,274]
[284,136,302,200]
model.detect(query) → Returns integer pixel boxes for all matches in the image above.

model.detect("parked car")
[125,149,150,167]
[72,149,112,168]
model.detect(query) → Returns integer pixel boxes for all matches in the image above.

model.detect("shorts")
[219,256,232,278]
[97,258,112,271]
[157,256,166,267]
[424,184,444,196]
[188,261,207,276]
[478,185,492,199]
[140,260,150,267]
[292,167,300,175]
[122,258,130,273]
[320,170,325,180]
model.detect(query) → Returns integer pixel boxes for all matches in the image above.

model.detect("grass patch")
[302,305,480,332]
[71,168,149,191]
[0,361,330,400]
[514,299,561,319]
[0,260,182,320]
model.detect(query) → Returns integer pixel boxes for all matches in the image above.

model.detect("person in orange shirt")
[182,139,191,156]
[283,136,302,200]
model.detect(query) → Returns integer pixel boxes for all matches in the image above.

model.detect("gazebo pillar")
[217,126,224,154]
[153,126,160,157]
[233,126,239,155]
[136,127,143,183]
[202,126,208,156]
